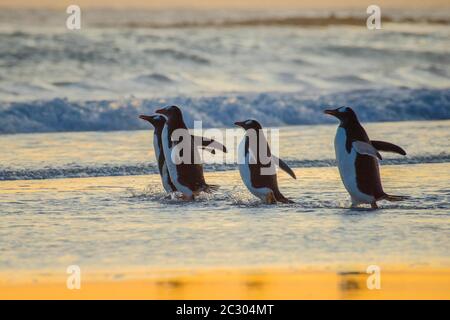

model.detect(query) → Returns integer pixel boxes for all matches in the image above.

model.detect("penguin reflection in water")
[235,120,296,204]
[154,106,227,200]
[324,107,409,209]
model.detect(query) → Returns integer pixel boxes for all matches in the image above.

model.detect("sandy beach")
[2,266,450,299]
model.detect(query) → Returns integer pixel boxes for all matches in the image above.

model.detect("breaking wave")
[0,88,449,134]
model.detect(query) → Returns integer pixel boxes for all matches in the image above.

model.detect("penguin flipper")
[272,156,296,179]
[203,138,227,153]
[192,135,227,153]
[352,141,382,160]
[371,140,407,156]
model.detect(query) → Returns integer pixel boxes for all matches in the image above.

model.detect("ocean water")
[1,122,449,270]
[0,120,449,181]
[0,8,449,272]
[0,8,449,133]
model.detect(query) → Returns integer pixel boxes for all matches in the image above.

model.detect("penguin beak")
[139,115,154,122]
[234,121,245,128]
[324,109,339,117]
[155,108,167,116]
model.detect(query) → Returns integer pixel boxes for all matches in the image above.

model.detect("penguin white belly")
[154,133,171,193]
[335,128,374,204]
[161,163,175,193]
[162,125,192,196]
[153,133,160,164]
[238,138,272,201]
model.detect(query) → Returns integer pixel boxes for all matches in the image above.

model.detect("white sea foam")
[0,154,449,181]
[0,88,449,134]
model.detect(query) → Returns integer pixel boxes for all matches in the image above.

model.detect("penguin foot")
[264,192,277,205]
[165,192,179,200]
[193,191,201,197]
[371,202,379,209]
[181,194,194,201]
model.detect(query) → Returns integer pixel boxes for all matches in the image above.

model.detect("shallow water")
[1,164,449,271]
[0,121,449,271]
[1,120,449,180]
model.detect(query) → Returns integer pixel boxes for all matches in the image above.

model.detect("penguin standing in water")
[139,113,227,197]
[139,115,177,193]
[235,119,296,204]
[155,106,227,200]
[324,107,408,209]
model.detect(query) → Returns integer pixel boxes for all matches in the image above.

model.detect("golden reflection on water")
[1,163,449,299]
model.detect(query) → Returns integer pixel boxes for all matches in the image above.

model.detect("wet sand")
[1,267,449,299]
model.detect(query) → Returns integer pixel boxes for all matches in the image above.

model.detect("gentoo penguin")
[324,107,408,209]
[155,106,227,200]
[139,114,177,193]
[139,113,227,195]
[235,119,296,204]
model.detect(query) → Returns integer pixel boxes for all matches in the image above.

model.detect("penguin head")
[234,119,263,131]
[324,106,358,125]
[139,114,166,129]
[155,105,183,121]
